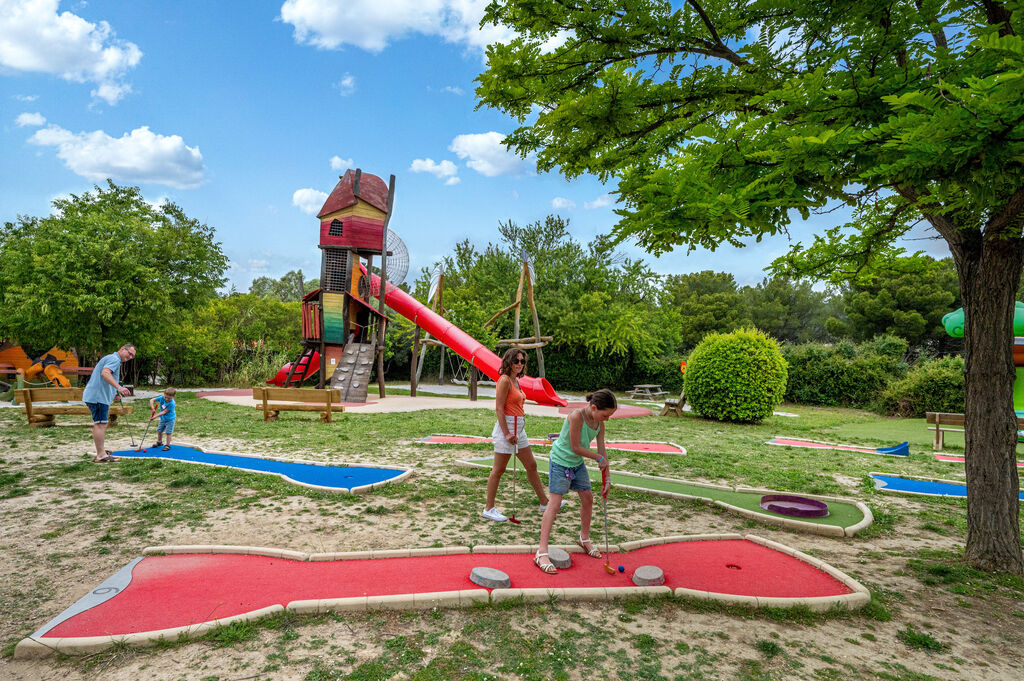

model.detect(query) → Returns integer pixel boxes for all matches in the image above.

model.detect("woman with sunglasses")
[482,348,558,521]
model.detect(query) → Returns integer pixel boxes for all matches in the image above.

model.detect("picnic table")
[628,384,667,400]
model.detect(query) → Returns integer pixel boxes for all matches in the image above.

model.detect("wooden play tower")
[293,168,395,402]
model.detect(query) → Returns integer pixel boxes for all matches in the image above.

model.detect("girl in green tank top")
[534,389,618,574]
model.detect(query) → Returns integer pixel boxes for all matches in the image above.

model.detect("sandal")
[161,445,171,451]
[93,456,112,463]
[534,552,558,574]
[577,535,602,559]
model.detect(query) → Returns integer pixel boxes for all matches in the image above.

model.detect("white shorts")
[491,415,529,454]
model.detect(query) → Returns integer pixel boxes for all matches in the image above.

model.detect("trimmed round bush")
[876,356,964,417]
[685,328,788,423]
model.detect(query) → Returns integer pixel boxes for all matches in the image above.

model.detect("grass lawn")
[1,388,1023,680]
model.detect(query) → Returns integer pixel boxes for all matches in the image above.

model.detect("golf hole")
[726,563,741,570]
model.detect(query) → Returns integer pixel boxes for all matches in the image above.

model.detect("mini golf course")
[766,437,909,457]
[871,472,1024,499]
[16,535,869,658]
[110,445,410,494]
[421,433,686,455]
[459,456,871,537]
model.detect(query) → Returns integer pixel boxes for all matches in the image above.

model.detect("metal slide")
[367,272,567,407]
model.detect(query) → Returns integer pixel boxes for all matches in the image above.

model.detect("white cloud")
[584,194,614,209]
[335,72,355,95]
[27,124,205,188]
[449,131,527,177]
[410,157,458,182]
[551,197,576,211]
[14,94,38,102]
[330,155,354,171]
[0,0,141,104]
[15,111,45,126]
[442,85,463,95]
[445,176,460,186]
[279,0,514,53]
[292,187,328,215]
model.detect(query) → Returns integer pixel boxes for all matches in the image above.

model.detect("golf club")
[116,393,136,448]
[137,411,156,451]
[601,466,615,574]
[509,416,521,524]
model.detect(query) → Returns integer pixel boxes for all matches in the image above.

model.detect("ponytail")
[585,388,618,411]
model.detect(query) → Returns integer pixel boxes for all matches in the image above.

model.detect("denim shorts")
[86,402,109,424]
[548,461,591,495]
[157,419,175,434]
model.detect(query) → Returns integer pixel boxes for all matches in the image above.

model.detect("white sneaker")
[539,499,568,512]
[482,507,508,522]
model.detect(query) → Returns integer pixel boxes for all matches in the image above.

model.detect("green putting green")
[463,456,868,534]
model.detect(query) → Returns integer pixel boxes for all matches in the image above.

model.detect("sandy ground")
[2,431,1023,681]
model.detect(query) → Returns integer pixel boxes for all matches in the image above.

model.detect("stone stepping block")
[548,547,572,569]
[632,565,665,586]
[470,566,511,589]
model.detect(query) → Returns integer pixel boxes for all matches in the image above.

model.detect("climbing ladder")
[283,346,318,388]
[329,341,375,403]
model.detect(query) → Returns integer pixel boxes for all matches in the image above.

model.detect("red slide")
[267,351,320,387]
[368,272,566,407]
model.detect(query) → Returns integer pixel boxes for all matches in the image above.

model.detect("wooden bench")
[926,411,1024,450]
[252,386,343,422]
[14,387,134,427]
[660,392,687,417]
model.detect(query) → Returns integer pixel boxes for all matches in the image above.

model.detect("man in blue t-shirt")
[83,344,136,462]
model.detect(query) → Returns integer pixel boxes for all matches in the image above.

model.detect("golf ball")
[618,565,625,572]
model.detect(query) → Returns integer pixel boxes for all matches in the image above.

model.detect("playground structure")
[0,343,92,391]
[484,249,551,377]
[268,167,566,407]
[270,169,398,403]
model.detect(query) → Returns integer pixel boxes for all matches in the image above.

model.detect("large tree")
[478,1,1024,572]
[0,181,227,360]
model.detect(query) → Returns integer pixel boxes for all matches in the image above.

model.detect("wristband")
[598,456,605,463]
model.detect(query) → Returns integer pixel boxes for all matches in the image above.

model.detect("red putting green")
[22,538,863,654]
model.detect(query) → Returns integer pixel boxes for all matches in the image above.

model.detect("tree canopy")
[478,1,1024,572]
[0,182,227,358]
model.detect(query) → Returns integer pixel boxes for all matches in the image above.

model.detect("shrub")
[685,328,787,423]
[782,335,908,407]
[877,356,965,417]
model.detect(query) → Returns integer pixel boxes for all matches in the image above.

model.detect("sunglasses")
[512,358,526,364]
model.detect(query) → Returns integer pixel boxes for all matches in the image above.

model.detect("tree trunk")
[956,232,1024,574]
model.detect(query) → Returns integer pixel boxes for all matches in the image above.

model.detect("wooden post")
[375,174,396,399]
[410,326,420,397]
[513,263,526,340]
[469,365,478,401]
[527,276,545,378]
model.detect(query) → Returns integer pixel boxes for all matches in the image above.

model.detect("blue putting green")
[871,473,1024,500]
[111,444,409,493]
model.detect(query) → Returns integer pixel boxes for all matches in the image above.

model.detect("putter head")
[509,516,521,524]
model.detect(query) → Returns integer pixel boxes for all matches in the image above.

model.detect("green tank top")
[549,410,601,467]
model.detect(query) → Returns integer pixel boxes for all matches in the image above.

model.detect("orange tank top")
[503,377,525,417]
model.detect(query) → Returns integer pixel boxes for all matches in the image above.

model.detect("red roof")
[317,169,390,218]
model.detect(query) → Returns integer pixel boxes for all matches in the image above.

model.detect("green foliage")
[741,276,835,345]
[0,181,227,357]
[685,328,787,423]
[828,256,960,353]
[249,269,318,302]
[782,337,908,408]
[662,271,750,350]
[877,356,965,417]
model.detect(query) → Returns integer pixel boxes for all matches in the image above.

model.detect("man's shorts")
[548,461,592,495]
[157,419,175,434]
[491,415,529,454]
[86,402,109,424]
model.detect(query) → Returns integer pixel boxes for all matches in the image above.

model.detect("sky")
[1,1,949,294]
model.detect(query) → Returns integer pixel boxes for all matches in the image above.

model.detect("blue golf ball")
[618,565,625,573]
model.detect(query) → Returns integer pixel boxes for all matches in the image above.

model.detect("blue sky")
[1,1,946,293]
